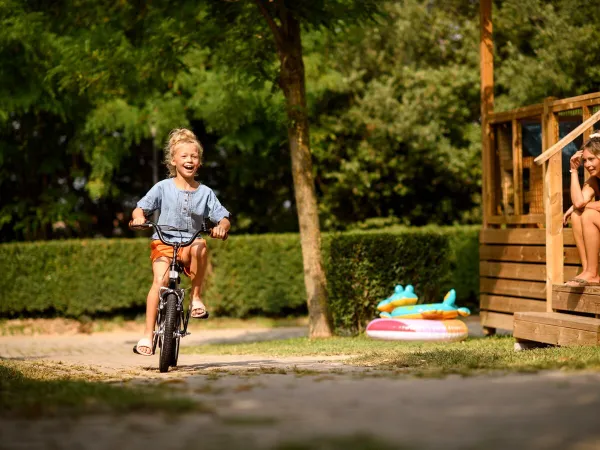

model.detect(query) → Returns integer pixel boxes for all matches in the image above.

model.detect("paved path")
[1,320,599,450]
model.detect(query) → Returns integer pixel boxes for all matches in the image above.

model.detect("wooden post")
[512,119,523,216]
[583,106,592,182]
[583,105,591,142]
[542,97,563,312]
[480,0,494,226]
[480,0,495,335]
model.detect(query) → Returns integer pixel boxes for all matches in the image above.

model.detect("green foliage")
[0,227,479,324]
[3,0,600,240]
[0,239,151,317]
[494,0,600,111]
[205,234,307,317]
[326,230,451,335]
[307,1,482,228]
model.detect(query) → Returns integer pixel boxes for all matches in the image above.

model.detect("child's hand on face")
[570,150,583,171]
[210,225,228,241]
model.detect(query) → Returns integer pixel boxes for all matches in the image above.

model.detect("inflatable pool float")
[380,289,470,320]
[376,285,419,313]
[366,318,469,342]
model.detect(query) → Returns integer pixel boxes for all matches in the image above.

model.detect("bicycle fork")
[156,287,192,339]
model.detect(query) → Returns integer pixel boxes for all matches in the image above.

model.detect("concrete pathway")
[1,319,599,450]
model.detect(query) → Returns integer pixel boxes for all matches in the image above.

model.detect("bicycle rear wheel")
[159,293,178,373]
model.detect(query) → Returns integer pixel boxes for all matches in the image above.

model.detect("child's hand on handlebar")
[210,225,228,241]
[130,217,147,228]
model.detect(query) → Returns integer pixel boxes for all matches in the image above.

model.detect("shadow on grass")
[0,364,203,417]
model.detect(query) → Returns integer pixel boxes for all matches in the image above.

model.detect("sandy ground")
[1,318,599,450]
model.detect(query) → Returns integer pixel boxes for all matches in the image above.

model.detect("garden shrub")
[326,230,452,335]
[0,227,480,331]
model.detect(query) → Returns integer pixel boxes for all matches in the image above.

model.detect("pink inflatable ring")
[365,318,468,342]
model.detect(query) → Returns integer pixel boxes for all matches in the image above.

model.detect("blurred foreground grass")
[184,335,600,377]
[0,361,200,417]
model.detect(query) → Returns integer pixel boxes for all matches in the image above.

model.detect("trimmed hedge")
[205,234,306,317]
[0,227,480,334]
[325,226,482,335]
[0,239,152,317]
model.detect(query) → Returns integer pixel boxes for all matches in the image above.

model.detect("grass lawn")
[0,361,202,417]
[183,335,600,377]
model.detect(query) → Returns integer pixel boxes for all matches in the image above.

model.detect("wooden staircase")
[513,285,600,346]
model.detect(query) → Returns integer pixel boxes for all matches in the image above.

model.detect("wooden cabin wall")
[479,228,579,331]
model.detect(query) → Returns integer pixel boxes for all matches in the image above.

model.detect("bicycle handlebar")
[129,220,206,248]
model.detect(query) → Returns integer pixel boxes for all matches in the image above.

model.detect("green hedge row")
[0,226,480,334]
[325,226,480,334]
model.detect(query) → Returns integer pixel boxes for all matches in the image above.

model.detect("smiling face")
[171,142,201,179]
[582,148,600,177]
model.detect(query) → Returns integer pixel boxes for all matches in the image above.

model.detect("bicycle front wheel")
[159,293,178,373]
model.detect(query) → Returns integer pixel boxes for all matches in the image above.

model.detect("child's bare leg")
[138,257,170,354]
[181,239,208,317]
[571,209,587,273]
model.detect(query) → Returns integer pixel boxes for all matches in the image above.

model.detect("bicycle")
[129,220,209,373]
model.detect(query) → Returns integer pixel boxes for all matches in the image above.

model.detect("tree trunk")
[274,14,333,338]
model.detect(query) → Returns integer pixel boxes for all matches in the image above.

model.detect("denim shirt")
[136,179,230,243]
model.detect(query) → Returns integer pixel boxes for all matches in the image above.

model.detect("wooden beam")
[479,261,578,281]
[489,105,543,124]
[480,294,546,313]
[480,0,493,226]
[479,244,580,265]
[512,119,523,215]
[542,97,564,310]
[514,318,599,346]
[480,311,514,331]
[535,108,600,165]
[486,214,545,224]
[489,93,600,125]
[480,277,546,299]
[551,92,600,109]
[514,311,600,333]
[480,228,577,246]
[553,291,600,315]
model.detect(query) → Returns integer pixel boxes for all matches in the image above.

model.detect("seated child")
[563,133,600,287]
[131,128,230,355]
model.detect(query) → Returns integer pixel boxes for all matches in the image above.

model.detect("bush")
[326,229,452,335]
[0,227,480,331]
[205,233,307,317]
[0,239,151,317]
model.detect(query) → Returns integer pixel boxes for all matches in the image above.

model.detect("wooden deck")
[513,285,600,346]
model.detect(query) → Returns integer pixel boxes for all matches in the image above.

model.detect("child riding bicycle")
[131,128,230,356]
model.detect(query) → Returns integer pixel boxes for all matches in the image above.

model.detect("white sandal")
[191,299,209,319]
[133,337,153,356]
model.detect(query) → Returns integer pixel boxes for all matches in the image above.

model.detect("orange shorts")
[150,240,191,277]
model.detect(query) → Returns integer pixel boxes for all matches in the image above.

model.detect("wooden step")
[552,284,600,314]
[514,311,600,346]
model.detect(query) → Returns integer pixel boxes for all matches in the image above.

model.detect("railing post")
[542,97,563,312]
[512,119,523,216]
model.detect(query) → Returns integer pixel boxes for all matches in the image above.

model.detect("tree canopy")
[2,0,600,242]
